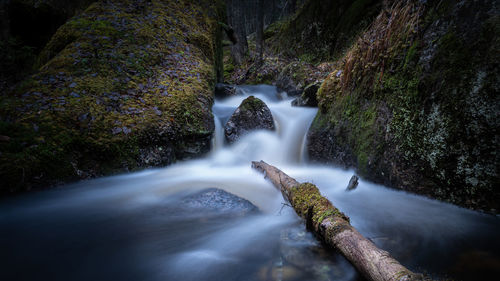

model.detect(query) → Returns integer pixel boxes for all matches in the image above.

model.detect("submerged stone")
[180,188,259,216]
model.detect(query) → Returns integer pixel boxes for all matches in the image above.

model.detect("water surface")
[1,85,499,281]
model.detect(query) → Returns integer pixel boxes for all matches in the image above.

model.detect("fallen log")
[251,160,425,281]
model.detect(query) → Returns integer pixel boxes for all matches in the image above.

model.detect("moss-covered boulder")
[0,0,223,194]
[291,82,320,107]
[308,0,499,212]
[224,96,275,144]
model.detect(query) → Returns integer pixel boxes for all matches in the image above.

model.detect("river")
[1,85,499,281]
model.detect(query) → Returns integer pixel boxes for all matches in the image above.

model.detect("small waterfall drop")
[211,85,317,166]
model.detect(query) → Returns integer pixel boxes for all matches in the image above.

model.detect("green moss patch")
[290,183,349,229]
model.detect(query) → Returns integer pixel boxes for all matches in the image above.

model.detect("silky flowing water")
[1,85,499,281]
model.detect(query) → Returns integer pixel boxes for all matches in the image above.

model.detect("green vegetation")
[290,182,350,229]
[240,95,265,111]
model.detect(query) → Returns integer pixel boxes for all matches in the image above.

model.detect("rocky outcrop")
[224,96,275,143]
[291,82,319,107]
[308,0,499,212]
[274,61,332,97]
[214,83,236,99]
[0,0,222,194]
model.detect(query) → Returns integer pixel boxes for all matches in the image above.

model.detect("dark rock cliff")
[307,0,499,212]
[224,96,275,144]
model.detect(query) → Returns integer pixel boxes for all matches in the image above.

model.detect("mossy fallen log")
[251,160,426,281]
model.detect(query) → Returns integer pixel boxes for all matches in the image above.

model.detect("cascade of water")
[211,85,317,166]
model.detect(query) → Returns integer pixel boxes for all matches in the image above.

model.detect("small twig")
[367,236,388,243]
[278,202,292,215]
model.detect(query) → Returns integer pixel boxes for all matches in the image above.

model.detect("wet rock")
[276,72,302,97]
[224,96,275,144]
[346,175,359,191]
[214,83,236,99]
[176,132,213,159]
[291,82,319,107]
[307,125,357,168]
[280,227,317,268]
[180,188,259,216]
[138,145,175,167]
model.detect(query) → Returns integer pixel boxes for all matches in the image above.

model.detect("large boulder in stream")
[179,188,259,217]
[224,96,275,144]
[0,0,223,195]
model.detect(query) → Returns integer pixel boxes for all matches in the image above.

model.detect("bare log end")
[251,160,263,171]
[394,271,428,281]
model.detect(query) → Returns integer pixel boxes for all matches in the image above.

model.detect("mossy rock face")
[307,0,500,212]
[0,0,221,194]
